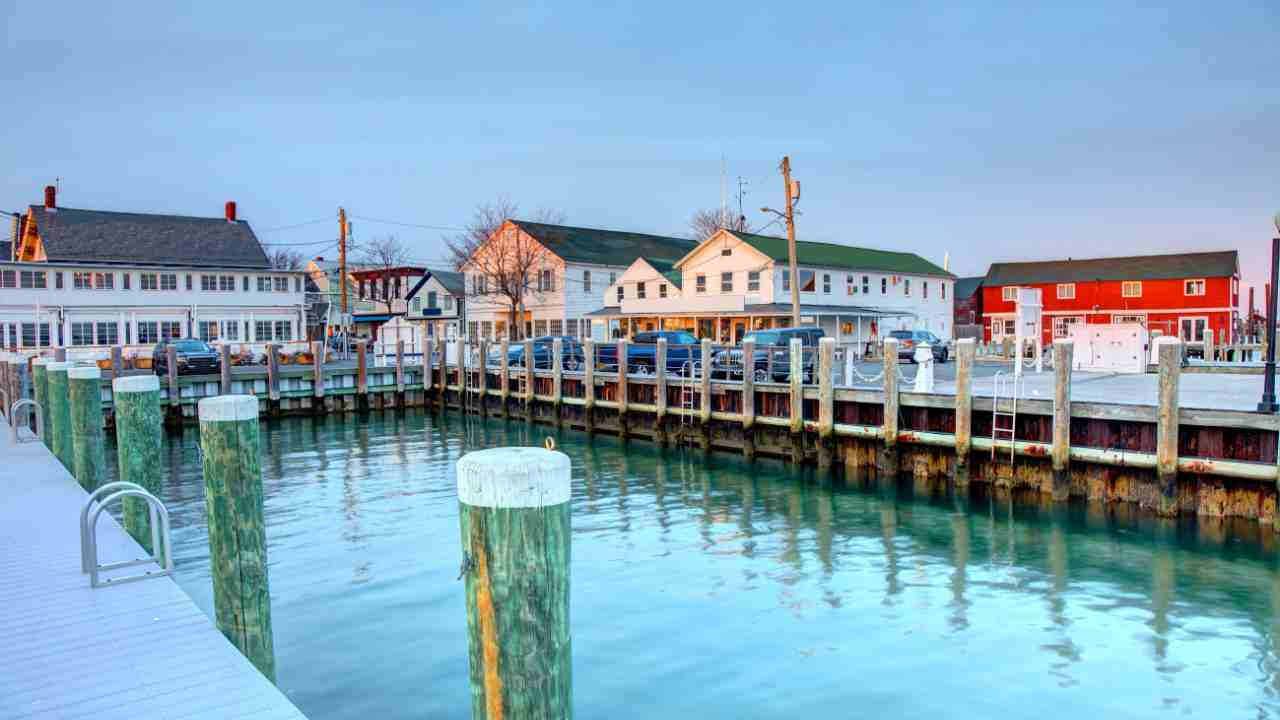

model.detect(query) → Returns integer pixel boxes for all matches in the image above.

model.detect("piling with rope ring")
[45,361,73,470]
[68,365,107,492]
[113,374,164,553]
[456,446,572,720]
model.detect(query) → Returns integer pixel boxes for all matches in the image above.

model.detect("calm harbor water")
[107,410,1280,719]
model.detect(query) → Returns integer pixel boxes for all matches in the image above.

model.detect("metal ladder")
[679,360,698,425]
[991,371,1022,464]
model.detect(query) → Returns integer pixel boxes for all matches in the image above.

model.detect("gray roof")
[427,269,464,296]
[1,240,10,262]
[985,251,1239,285]
[28,205,270,269]
[512,220,696,267]
[954,276,984,300]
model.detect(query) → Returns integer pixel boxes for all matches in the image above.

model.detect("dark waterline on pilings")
[107,409,1280,719]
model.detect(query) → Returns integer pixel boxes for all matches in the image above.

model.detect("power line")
[256,218,331,233]
[351,214,466,233]
[262,237,341,247]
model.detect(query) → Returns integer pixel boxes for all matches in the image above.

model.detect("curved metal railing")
[9,399,42,444]
[80,481,174,588]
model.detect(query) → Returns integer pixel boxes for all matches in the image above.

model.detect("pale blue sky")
[3,1,1276,293]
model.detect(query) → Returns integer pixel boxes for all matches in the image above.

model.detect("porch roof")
[583,303,915,319]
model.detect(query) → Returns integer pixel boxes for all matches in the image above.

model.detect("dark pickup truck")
[595,331,706,375]
[711,327,824,382]
[489,336,586,370]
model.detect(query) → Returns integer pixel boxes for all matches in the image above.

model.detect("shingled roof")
[727,231,953,278]
[985,251,1239,286]
[954,276,984,300]
[511,220,696,267]
[26,206,270,269]
[427,269,465,296]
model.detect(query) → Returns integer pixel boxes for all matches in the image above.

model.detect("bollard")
[456,447,572,720]
[266,344,280,404]
[220,344,233,395]
[1051,340,1074,501]
[912,345,934,393]
[111,346,123,378]
[113,375,163,553]
[46,362,73,469]
[198,395,276,681]
[817,337,835,471]
[1155,337,1182,516]
[954,339,975,480]
[68,366,107,492]
[32,358,51,445]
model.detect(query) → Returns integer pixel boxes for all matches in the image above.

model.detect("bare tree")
[356,234,410,313]
[688,207,753,241]
[445,198,565,340]
[267,248,304,270]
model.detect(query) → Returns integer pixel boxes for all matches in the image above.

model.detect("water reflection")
[111,411,1280,720]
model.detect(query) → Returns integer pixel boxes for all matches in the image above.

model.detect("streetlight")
[1258,212,1280,413]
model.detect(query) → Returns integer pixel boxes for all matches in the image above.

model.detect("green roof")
[513,220,696,268]
[729,231,953,278]
[661,270,682,289]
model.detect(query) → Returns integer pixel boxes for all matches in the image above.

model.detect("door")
[1180,317,1207,343]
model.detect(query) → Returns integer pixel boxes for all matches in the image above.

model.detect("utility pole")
[338,207,349,319]
[761,156,802,327]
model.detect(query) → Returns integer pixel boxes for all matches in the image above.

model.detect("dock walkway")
[0,416,306,720]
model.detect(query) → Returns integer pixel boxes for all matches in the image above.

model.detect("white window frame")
[720,272,733,293]
[695,274,706,294]
[1180,316,1209,343]
[1112,313,1146,326]
[1001,286,1017,302]
[637,281,646,300]
[748,271,760,292]
[659,283,668,299]
[1056,283,1075,300]
[1184,278,1205,297]
[1121,281,1142,298]
[1052,315,1085,339]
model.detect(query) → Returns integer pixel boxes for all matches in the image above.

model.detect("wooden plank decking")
[0,416,306,720]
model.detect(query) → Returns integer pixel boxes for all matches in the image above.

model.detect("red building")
[953,276,984,330]
[980,251,1240,347]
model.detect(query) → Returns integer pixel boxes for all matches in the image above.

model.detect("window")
[721,247,732,256]
[581,320,592,338]
[137,322,159,344]
[185,274,192,291]
[201,275,218,291]
[782,271,789,292]
[219,275,235,292]
[583,270,591,293]
[549,320,563,335]
[73,272,92,289]
[472,275,487,294]
[609,272,617,285]
[22,322,50,348]
[748,271,760,292]
[637,282,646,299]
[534,320,547,336]
[1180,317,1208,342]
[73,271,113,290]
[274,321,291,341]
[881,277,887,294]
[254,321,272,341]
[19,270,46,289]
[426,291,438,308]
[161,274,176,291]
[1113,314,1146,326]
[258,277,272,292]
[1053,316,1084,339]
[467,321,478,338]
[1056,283,1075,299]
[799,270,815,292]
[942,283,946,300]
[846,274,855,295]
[54,272,63,289]
[1184,279,1205,296]
[412,297,421,312]
[141,273,158,290]
[923,281,929,299]
[221,320,240,340]
[71,322,94,346]
[161,321,182,341]
[863,275,870,294]
[123,273,131,290]
[1002,286,1017,301]
[566,319,579,337]
[198,321,219,341]
[444,295,454,311]
[538,269,554,292]
[696,274,706,293]
[616,285,625,302]
[659,283,668,298]
[243,276,250,292]
[822,273,831,294]
[904,279,911,296]
[295,277,302,293]
[721,272,733,293]
[96,322,118,346]
[479,321,492,340]
[274,277,288,292]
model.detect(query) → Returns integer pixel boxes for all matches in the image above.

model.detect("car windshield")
[669,332,697,345]
[743,331,781,346]
[889,330,913,339]
[172,340,210,352]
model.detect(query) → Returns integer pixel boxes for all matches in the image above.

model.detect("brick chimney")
[225,201,237,223]
[43,185,56,212]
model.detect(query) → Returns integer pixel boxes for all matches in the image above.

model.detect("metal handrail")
[9,400,42,443]
[81,483,174,588]
[0,388,8,422]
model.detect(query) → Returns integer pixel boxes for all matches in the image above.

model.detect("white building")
[590,228,955,346]
[405,269,465,340]
[3,187,306,358]
[462,219,696,341]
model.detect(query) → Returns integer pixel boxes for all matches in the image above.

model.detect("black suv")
[888,329,949,363]
[153,338,221,376]
[712,327,824,382]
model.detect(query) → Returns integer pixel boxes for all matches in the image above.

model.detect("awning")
[353,313,394,323]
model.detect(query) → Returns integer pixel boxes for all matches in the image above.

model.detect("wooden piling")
[953,338,974,482]
[1051,340,1073,501]
[478,340,490,415]
[499,340,511,416]
[68,366,106,492]
[583,339,595,432]
[741,339,756,460]
[523,338,535,411]
[110,346,123,378]
[220,344,233,395]
[55,347,66,362]
[266,344,281,405]
[31,358,50,446]
[113,375,163,553]
[356,341,368,409]
[395,339,405,396]
[311,341,324,402]
[654,338,668,422]
[817,337,835,471]
[699,339,712,424]
[616,338,629,426]
[1156,337,1181,516]
[197,395,276,682]
[881,338,900,474]
[436,336,447,408]
[456,447,572,720]
[457,338,468,409]
[788,338,803,434]
[551,338,563,425]
[45,362,73,469]
[166,344,180,417]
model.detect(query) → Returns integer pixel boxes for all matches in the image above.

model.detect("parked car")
[328,335,374,353]
[888,329,949,363]
[152,338,221,376]
[712,327,825,382]
[595,330,704,375]
[492,336,586,370]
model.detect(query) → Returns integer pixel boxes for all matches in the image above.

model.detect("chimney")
[43,185,56,212]
[225,201,237,223]
[1250,286,1255,316]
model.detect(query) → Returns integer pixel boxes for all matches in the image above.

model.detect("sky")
[2,1,1277,296]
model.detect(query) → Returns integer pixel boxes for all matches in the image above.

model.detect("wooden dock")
[0,416,306,720]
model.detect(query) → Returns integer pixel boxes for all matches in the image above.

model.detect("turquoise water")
[111,411,1280,718]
